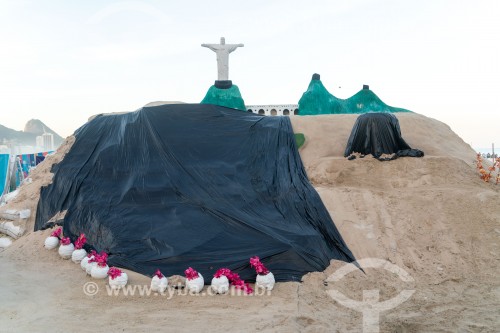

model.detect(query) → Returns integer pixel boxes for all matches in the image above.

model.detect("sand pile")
[0,136,75,240]
[1,112,499,332]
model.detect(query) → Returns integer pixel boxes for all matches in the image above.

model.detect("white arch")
[246,104,299,116]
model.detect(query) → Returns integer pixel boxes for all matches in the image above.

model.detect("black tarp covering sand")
[344,112,424,161]
[35,104,355,282]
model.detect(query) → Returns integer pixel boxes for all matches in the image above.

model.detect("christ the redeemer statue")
[202,37,244,81]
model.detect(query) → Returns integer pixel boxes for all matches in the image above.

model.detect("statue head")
[220,37,225,45]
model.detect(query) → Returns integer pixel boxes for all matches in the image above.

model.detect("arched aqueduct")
[246,105,299,116]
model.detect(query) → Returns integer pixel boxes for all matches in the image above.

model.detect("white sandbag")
[91,264,109,279]
[0,221,24,239]
[186,273,204,293]
[71,248,87,263]
[2,189,19,203]
[19,209,31,219]
[58,243,75,259]
[210,276,229,294]
[44,236,59,250]
[0,237,12,248]
[256,272,275,291]
[109,272,128,290]
[0,209,18,220]
[151,276,168,293]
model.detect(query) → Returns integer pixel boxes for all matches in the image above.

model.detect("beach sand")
[1,112,499,332]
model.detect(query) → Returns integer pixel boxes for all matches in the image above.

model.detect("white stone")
[210,275,229,294]
[86,261,97,275]
[44,236,59,249]
[151,276,168,293]
[256,272,275,291]
[185,273,204,293]
[109,272,128,290]
[58,243,75,259]
[71,248,87,263]
[81,255,94,271]
[91,264,109,279]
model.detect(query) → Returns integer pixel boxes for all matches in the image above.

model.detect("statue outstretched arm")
[201,44,218,52]
[227,44,244,53]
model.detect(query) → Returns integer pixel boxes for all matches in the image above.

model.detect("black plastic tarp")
[35,104,355,282]
[344,112,424,160]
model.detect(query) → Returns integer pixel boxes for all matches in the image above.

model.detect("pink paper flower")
[108,267,123,280]
[60,237,71,245]
[93,252,108,267]
[87,250,97,258]
[213,268,231,278]
[227,272,240,283]
[154,269,164,279]
[230,274,253,294]
[184,267,200,280]
[50,227,62,238]
[213,267,253,294]
[250,256,270,275]
[74,233,86,249]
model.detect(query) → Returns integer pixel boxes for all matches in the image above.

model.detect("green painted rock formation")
[201,84,246,111]
[298,74,411,115]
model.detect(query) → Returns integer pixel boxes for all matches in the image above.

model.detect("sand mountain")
[0,111,498,332]
[0,119,63,147]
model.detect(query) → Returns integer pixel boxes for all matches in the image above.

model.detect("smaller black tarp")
[344,113,424,161]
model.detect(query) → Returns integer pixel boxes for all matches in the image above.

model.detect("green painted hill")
[297,79,343,115]
[298,74,411,115]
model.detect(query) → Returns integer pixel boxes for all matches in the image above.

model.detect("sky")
[0,0,499,149]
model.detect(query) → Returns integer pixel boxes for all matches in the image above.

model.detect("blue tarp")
[0,154,9,195]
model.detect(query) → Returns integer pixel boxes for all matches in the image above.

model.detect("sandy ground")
[1,112,499,332]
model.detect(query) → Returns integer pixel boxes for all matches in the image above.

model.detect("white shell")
[91,264,109,279]
[186,273,204,293]
[151,276,168,293]
[58,243,75,259]
[81,255,93,271]
[256,272,275,290]
[210,275,229,294]
[44,236,59,250]
[71,249,87,263]
[109,272,128,290]
[86,261,97,275]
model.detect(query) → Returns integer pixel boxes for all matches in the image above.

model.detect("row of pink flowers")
[49,227,122,280]
[175,256,271,294]
[184,267,199,280]
[74,234,86,249]
[51,228,87,250]
[213,267,253,294]
[154,269,165,279]
[249,256,269,275]
[50,227,62,238]
[53,227,271,288]
[108,267,123,280]
[88,251,108,267]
